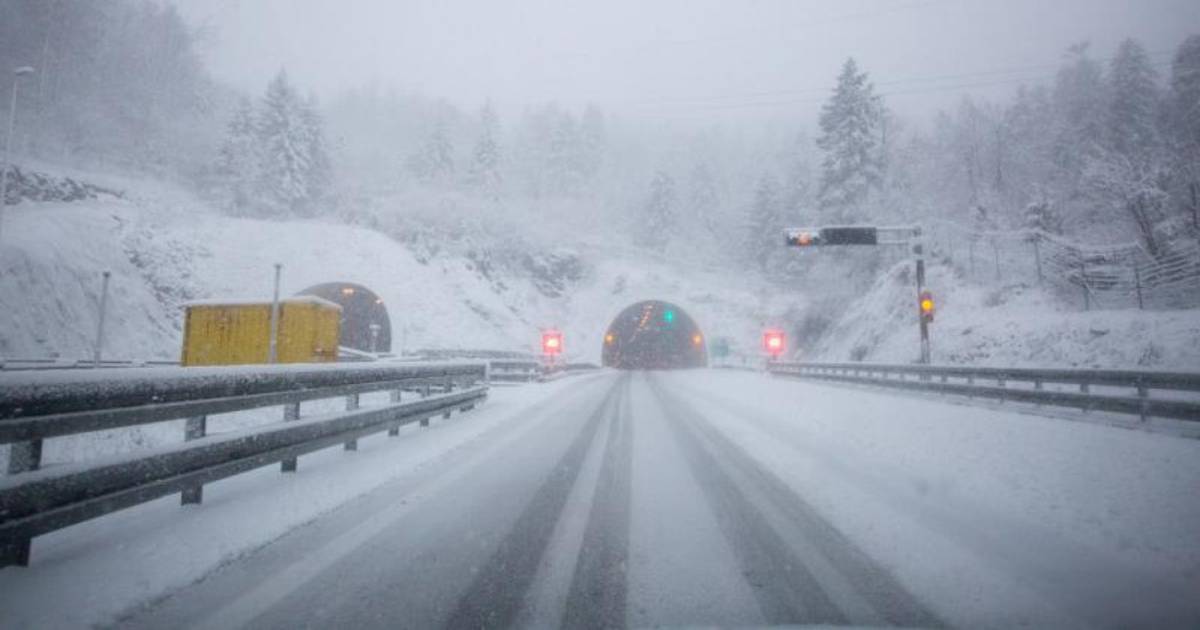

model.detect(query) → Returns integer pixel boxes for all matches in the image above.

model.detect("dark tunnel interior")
[297,282,391,353]
[602,300,707,370]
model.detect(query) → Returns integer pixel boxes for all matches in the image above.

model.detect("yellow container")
[181,297,341,366]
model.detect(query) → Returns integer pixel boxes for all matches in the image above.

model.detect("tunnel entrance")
[602,300,707,370]
[297,282,391,353]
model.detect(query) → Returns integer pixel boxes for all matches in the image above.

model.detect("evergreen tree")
[639,170,675,251]
[687,162,721,235]
[467,102,503,199]
[299,94,333,211]
[816,58,883,219]
[257,70,320,216]
[1168,35,1200,232]
[747,173,782,271]
[214,97,260,213]
[578,105,606,183]
[1107,38,1159,157]
[408,116,455,187]
[1050,43,1107,195]
[547,112,580,196]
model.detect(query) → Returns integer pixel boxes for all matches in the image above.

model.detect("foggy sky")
[176,0,1200,123]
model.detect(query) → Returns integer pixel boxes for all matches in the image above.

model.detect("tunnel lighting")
[375,298,383,305]
[341,287,355,296]
[605,333,615,344]
[692,333,702,346]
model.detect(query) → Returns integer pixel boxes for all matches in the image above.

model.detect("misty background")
[2,0,1199,360]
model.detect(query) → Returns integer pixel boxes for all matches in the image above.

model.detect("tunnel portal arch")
[601,300,707,369]
[297,282,391,353]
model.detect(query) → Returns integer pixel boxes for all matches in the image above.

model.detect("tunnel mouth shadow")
[601,300,707,370]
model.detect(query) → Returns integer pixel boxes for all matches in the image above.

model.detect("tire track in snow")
[442,375,624,629]
[647,374,943,628]
[562,372,634,629]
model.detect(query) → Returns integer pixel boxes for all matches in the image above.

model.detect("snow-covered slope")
[813,259,1200,369]
[0,174,790,364]
[3,166,1197,370]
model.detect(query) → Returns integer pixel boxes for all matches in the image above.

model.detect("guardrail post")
[281,402,300,472]
[420,383,431,427]
[1136,379,1149,422]
[181,416,206,504]
[344,394,360,451]
[1080,381,1090,412]
[997,374,1007,402]
[388,390,401,436]
[6,439,43,474]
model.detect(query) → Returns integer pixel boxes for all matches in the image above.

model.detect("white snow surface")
[0,376,596,629]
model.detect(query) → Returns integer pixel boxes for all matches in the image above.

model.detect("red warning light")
[762,329,786,357]
[542,329,564,355]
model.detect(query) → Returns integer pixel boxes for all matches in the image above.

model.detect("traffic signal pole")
[914,236,931,365]
[786,224,932,364]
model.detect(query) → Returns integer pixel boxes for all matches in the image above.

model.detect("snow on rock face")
[813,258,1200,369]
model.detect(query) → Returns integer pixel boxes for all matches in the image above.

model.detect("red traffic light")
[762,329,786,357]
[919,290,935,323]
[541,329,564,355]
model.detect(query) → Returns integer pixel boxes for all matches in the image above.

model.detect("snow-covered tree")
[687,162,721,235]
[547,113,581,196]
[816,58,883,219]
[408,116,456,188]
[467,102,503,199]
[638,170,675,251]
[1167,35,1200,233]
[1107,38,1160,157]
[578,105,606,184]
[1023,196,1062,236]
[299,94,333,211]
[747,173,782,271]
[257,70,327,216]
[214,97,260,213]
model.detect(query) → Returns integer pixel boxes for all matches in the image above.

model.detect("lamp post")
[0,66,35,245]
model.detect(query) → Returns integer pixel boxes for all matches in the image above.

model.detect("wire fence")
[926,223,1200,311]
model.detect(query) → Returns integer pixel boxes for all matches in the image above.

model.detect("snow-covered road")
[5,370,1200,629]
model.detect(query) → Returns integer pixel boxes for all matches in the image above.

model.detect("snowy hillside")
[812,259,1200,369]
[0,172,791,364]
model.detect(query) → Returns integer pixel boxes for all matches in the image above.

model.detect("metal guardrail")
[0,362,488,568]
[487,360,601,383]
[768,361,1200,422]
[0,358,181,371]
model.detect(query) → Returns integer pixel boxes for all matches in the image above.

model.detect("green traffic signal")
[663,309,675,324]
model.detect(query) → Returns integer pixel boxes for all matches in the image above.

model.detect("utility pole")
[1,66,36,245]
[93,271,111,366]
[268,263,282,363]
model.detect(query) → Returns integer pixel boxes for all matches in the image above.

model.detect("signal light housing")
[919,290,935,323]
[785,226,879,247]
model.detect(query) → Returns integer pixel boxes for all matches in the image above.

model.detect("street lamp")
[0,65,36,245]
